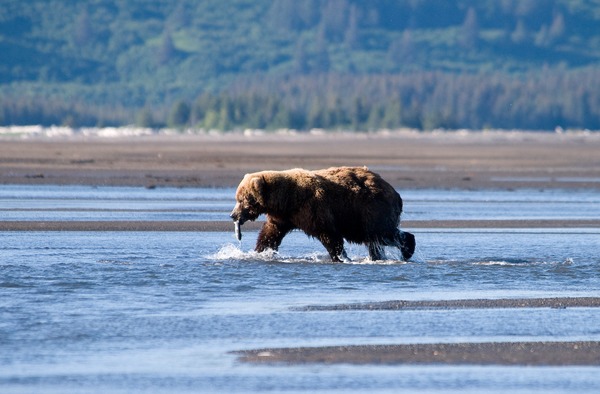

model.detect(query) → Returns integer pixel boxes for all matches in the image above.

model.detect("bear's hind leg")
[392,229,415,261]
[367,242,385,261]
[319,234,346,262]
[255,218,293,253]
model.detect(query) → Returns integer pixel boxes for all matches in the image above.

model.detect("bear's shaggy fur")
[230,166,415,262]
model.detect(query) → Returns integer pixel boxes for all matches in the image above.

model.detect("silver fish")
[234,221,242,241]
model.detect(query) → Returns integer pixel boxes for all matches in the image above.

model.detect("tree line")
[178,69,600,131]
[2,68,599,131]
[3,0,600,132]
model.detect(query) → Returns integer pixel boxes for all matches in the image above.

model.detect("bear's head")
[230,173,267,225]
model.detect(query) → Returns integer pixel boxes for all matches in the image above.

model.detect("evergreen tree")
[511,19,530,44]
[136,108,156,128]
[321,0,349,41]
[168,101,190,128]
[344,5,359,49]
[168,2,190,30]
[548,12,565,43]
[157,32,176,65]
[460,7,480,49]
[293,39,310,74]
[314,26,331,72]
[73,8,93,46]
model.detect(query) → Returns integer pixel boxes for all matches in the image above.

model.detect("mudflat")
[1,130,599,190]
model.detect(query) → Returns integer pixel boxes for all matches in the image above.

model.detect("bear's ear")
[251,175,264,191]
[251,175,267,204]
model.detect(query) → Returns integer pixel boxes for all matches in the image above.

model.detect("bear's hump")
[314,166,389,193]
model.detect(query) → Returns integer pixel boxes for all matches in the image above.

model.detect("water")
[1,185,600,393]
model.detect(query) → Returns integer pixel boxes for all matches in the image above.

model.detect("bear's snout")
[230,203,250,225]
[230,204,242,223]
[230,199,262,225]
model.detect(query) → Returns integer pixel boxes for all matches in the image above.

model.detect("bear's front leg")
[255,217,293,253]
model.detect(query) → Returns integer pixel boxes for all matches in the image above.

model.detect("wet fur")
[230,167,415,262]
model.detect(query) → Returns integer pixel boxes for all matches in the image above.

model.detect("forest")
[1,0,600,130]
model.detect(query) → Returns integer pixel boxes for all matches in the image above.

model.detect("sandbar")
[296,297,600,311]
[234,341,600,366]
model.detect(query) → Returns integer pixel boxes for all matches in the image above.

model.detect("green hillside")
[2,0,600,130]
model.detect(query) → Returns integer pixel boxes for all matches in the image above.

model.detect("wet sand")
[296,297,600,311]
[234,341,600,366]
[1,131,600,189]
[1,219,599,232]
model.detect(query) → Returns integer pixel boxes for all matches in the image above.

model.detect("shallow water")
[2,185,600,222]
[1,185,600,393]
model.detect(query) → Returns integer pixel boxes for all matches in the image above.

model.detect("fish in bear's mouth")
[234,220,242,241]
[230,207,256,241]
[230,210,247,241]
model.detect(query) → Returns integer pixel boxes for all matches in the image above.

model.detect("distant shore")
[1,129,599,190]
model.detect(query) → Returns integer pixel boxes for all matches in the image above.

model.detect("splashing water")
[209,242,417,265]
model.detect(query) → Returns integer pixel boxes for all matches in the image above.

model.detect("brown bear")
[230,166,415,262]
